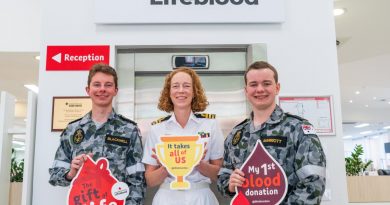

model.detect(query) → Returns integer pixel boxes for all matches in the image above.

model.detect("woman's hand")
[151,148,163,166]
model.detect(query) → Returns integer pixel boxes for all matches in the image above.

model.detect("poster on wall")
[51,97,92,131]
[278,96,335,135]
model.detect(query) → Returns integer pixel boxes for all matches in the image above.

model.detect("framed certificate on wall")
[278,96,335,135]
[51,97,92,132]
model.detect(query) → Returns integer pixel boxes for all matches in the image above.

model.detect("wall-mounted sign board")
[278,96,335,135]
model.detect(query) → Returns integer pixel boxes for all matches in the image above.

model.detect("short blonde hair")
[158,67,208,112]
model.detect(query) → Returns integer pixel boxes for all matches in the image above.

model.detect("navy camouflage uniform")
[49,110,146,205]
[217,105,326,205]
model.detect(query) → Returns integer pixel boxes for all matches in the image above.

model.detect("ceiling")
[335,0,390,138]
[0,0,389,139]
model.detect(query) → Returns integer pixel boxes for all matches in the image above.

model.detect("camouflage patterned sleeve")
[48,128,73,186]
[217,132,235,198]
[286,125,326,205]
[125,127,146,205]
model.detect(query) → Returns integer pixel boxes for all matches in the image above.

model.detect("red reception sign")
[68,156,129,205]
[46,45,110,71]
[231,140,288,205]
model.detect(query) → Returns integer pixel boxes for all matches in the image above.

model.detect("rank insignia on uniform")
[151,115,171,125]
[72,129,85,144]
[302,124,316,135]
[195,113,216,119]
[261,136,287,147]
[198,132,210,138]
[232,130,242,146]
[105,135,130,146]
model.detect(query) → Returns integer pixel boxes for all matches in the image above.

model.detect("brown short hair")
[244,61,278,84]
[88,63,118,88]
[158,67,208,112]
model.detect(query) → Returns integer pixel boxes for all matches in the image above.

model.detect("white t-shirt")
[142,112,224,184]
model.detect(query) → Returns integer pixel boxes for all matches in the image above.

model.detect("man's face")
[86,72,118,107]
[170,72,194,111]
[245,68,280,111]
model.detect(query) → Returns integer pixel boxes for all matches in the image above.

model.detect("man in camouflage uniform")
[49,63,146,205]
[217,61,326,204]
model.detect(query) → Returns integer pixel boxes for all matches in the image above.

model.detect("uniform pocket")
[103,143,128,182]
[104,143,127,160]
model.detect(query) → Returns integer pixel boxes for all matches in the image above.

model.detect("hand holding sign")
[66,153,93,180]
[231,140,288,205]
[155,136,204,190]
[67,156,129,205]
[228,169,246,193]
[151,148,164,167]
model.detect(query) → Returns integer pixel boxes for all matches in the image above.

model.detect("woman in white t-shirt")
[142,67,224,205]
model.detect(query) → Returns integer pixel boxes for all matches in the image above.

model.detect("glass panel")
[11,136,25,161]
[200,75,247,136]
[116,53,135,119]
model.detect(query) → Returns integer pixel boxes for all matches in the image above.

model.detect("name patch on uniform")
[261,136,287,147]
[105,135,129,146]
[72,129,85,144]
[198,132,210,138]
[232,130,242,146]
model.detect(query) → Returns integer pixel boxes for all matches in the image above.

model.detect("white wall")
[0,0,41,52]
[33,0,348,204]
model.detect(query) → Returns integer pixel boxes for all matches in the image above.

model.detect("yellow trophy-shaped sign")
[156,136,204,190]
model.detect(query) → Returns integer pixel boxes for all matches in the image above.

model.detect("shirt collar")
[249,105,284,133]
[267,105,284,124]
[168,111,200,125]
[107,109,117,121]
[190,112,201,124]
[79,108,117,126]
[79,112,92,126]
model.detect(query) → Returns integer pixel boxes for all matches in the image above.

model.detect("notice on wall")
[278,96,335,135]
[51,97,92,131]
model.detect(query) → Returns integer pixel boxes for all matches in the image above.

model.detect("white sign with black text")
[94,0,284,24]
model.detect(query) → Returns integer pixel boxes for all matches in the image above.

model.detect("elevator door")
[116,47,251,204]
[116,48,250,137]
[132,49,248,139]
